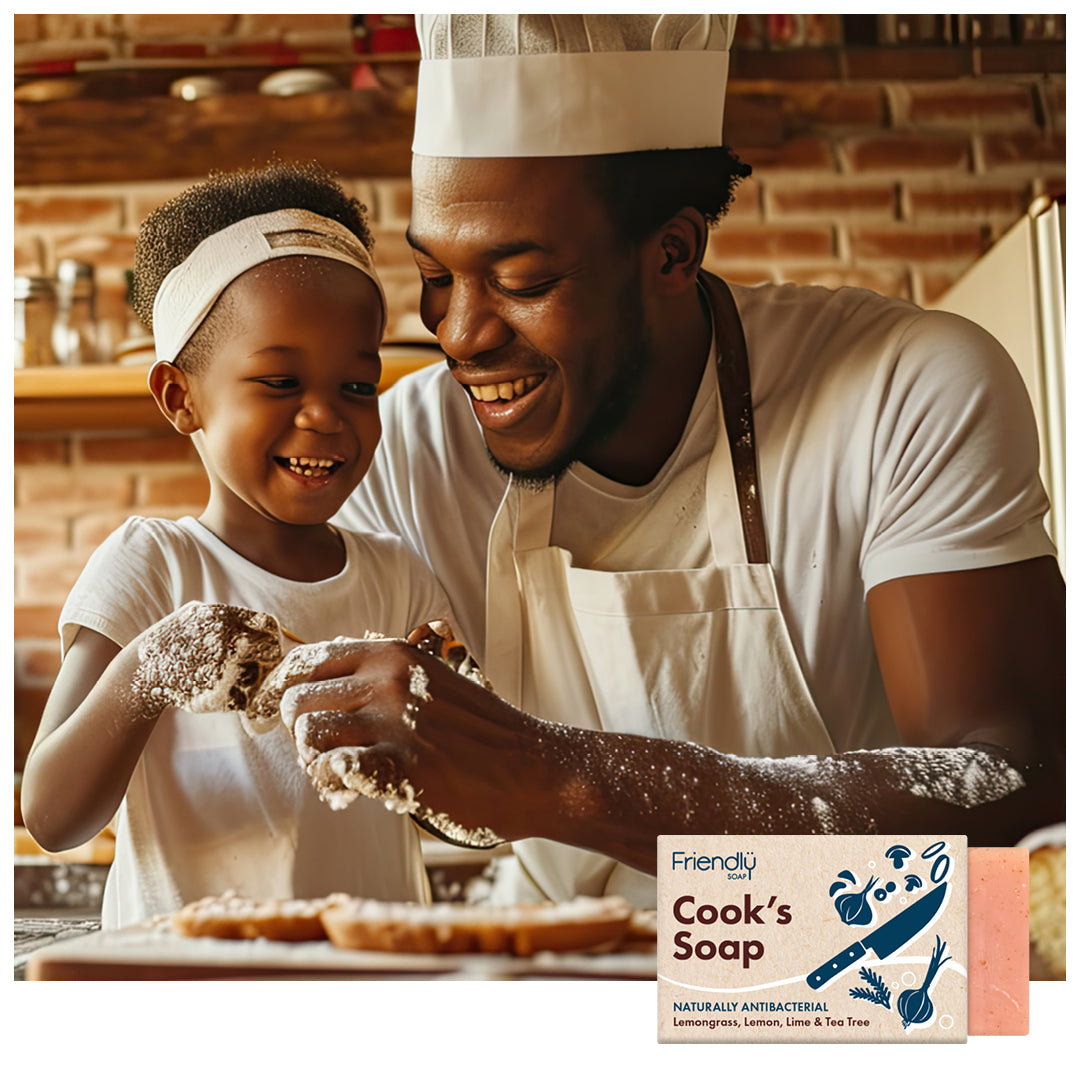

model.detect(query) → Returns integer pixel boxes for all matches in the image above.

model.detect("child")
[20,161,455,929]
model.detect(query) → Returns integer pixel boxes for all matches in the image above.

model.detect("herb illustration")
[848,966,891,1010]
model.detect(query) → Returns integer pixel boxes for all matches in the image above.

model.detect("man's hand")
[244,634,387,735]
[276,635,554,842]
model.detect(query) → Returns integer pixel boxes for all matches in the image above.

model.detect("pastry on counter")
[172,890,343,942]
[169,890,638,956]
[321,894,634,956]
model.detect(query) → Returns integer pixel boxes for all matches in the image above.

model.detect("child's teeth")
[284,456,337,476]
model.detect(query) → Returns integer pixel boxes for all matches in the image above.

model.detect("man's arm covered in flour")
[298,339,1063,872]
[280,543,1063,874]
[286,515,1063,876]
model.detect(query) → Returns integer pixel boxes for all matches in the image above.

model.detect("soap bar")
[658,835,968,1043]
[968,847,1029,1035]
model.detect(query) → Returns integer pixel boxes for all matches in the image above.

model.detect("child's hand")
[131,602,284,715]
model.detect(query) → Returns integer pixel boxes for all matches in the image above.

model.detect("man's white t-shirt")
[60,515,452,928]
[338,282,1054,754]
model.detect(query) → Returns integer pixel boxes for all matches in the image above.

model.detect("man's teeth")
[468,374,543,402]
[286,457,338,477]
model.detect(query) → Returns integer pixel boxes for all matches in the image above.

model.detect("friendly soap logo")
[670,848,757,879]
[808,839,956,1033]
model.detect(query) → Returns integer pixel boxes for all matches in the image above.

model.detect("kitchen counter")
[22,917,656,981]
[13,855,108,978]
[13,839,515,980]
[15,910,101,981]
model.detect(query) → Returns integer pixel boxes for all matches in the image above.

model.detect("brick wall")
[706,76,1064,300]
[11,15,1067,768]
[13,77,1065,352]
[13,176,426,352]
[13,431,212,769]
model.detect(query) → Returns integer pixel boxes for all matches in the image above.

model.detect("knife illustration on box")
[806,881,949,990]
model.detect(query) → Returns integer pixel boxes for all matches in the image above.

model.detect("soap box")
[657,835,967,1043]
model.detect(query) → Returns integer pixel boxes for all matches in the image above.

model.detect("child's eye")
[343,381,378,397]
[254,377,298,391]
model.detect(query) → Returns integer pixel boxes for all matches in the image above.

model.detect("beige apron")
[483,274,836,908]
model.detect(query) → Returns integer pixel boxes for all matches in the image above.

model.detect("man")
[293,14,1063,907]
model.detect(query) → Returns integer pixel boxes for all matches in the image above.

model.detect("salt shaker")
[15,275,58,367]
[52,259,101,364]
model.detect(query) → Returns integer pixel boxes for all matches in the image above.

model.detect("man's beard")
[485,318,653,492]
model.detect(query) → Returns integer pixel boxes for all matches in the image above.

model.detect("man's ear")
[148,361,201,435]
[650,207,708,295]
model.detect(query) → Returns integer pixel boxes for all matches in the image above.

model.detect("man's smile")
[465,373,545,402]
[457,371,551,433]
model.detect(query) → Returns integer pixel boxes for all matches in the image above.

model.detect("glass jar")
[15,275,58,367]
[52,259,101,364]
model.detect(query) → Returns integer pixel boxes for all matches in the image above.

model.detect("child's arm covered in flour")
[20,603,282,853]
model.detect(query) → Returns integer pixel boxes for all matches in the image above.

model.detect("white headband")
[150,208,386,375]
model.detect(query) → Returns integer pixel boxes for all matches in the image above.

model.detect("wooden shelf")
[14,36,1063,187]
[14,84,418,186]
[15,364,165,432]
[14,350,442,434]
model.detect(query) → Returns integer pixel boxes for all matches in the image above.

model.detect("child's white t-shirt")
[59,515,454,929]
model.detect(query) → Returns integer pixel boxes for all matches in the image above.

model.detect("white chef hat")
[412,14,737,158]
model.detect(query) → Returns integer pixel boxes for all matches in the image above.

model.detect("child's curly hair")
[131,160,374,371]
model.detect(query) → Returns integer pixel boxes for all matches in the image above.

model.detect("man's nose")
[431,281,512,363]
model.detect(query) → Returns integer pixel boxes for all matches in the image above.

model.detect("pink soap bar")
[968,847,1029,1035]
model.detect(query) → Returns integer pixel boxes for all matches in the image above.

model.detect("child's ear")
[148,362,201,435]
